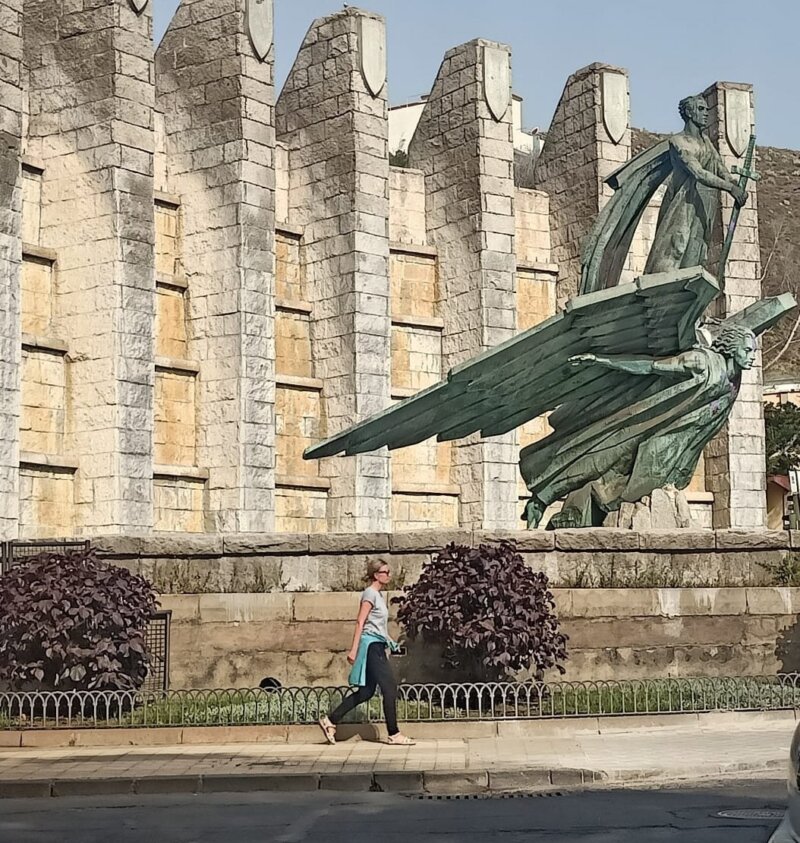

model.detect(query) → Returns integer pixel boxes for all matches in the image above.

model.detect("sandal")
[385,733,415,746]
[318,715,336,745]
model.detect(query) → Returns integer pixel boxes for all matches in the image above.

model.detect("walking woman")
[318,560,415,746]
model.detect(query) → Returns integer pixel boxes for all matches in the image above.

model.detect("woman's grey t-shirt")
[361,587,389,640]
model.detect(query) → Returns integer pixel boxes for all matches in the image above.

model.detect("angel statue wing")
[304,267,719,461]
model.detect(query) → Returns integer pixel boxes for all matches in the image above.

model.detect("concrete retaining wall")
[158,586,800,689]
[88,528,800,688]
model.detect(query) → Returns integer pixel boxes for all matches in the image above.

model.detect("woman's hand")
[346,649,358,665]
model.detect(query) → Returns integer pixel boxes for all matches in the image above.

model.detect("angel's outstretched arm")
[569,352,700,378]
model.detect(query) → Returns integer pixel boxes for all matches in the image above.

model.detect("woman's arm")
[347,600,373,664]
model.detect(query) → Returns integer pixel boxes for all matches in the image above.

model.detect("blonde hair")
[363,560,385,584]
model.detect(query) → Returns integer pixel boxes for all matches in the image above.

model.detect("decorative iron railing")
[2,674,799,730]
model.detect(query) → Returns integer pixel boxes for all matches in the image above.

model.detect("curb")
[0,761,783,799]
[3,709,796,749]
[0,767,594,799]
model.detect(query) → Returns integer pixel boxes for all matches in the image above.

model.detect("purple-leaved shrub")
[394,542,568,682]
[0,549,158,692]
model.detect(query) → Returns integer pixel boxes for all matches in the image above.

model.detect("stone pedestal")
[604,487,694,530]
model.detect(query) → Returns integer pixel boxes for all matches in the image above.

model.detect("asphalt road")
[0,778,789,843]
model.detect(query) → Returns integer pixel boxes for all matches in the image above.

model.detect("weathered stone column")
[24,0,156,534]
[534,63,631,304]
[276,8,392,533]
[156,0,277,532]
[703,82,766,528]
[407,40,518,530]
[0,0,23,539]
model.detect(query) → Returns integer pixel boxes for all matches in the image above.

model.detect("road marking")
[715,808,784,819]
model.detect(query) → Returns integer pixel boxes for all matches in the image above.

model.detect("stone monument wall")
[407,40,520,531]
[21,0,156,535]
[275,8,392,534]
[534,62,630,305]
[0,0,23,540]
[703,83,767,530]
[0,1,783,538]
[155,0,277,533]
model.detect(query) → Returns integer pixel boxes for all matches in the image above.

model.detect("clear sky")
[153,0,800,149]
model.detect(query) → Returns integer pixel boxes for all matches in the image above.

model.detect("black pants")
[329,642,399,736]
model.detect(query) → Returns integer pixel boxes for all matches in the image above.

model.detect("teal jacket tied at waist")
[348,633,399,687]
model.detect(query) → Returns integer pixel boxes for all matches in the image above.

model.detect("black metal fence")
[1,675,800,730]
[0,540,171,692]
[142,610,172,693]
[0,539,90,575]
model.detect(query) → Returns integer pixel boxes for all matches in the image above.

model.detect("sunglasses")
[377,568,391,575]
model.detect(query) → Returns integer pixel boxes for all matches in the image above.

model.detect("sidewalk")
[0,714,794,798]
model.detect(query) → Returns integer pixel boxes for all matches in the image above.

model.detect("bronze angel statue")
[305,94,795,529]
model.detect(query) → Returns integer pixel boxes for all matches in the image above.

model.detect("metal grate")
[0,540,91,575]
[411,792,566,800]
[142,610,172,693]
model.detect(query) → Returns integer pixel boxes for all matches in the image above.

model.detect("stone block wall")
[154,198,180,279]
[275,142,289,226]
[20,252,51,335]
[408,40,520,531]
[0,0,23,539]
[534,63,630,305]
[0,2,780,538]
[20,0,156,536]
[160,586,800,687]
[20,164,41,245]
[153,368,196,468]
[514,188,557,502]
[272,223,325,532]
[151,189,197,533]
[276,8,392,534]
[156,0,277,533]
[19,464,75,539]
[90,528,800,687]
[389,168,426,244]
[154,284,188,360]
[153,474,205,533]
[703,83,766,530]
[387,169,457,529]
[20,346,66,456]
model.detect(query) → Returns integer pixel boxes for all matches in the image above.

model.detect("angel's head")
[711,324,757,370]
[678,94,709,130]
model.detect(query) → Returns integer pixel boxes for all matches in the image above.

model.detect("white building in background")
[389,94,544,157]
